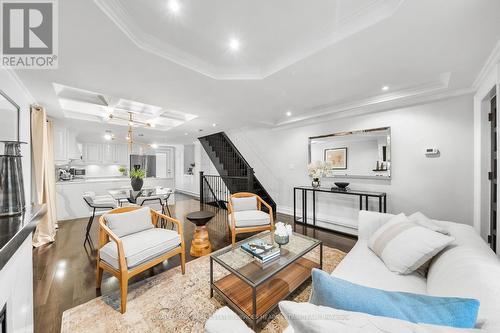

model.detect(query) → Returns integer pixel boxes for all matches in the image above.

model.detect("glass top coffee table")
[210,231,322,331]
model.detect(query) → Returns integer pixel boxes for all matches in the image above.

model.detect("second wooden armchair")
[96,206,185,313]
[227,192,274,245]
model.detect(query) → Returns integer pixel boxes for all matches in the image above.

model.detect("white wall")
[228,94,475,228]
[0,69,35,205]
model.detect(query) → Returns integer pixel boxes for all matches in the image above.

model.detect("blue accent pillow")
[309,269,480,328]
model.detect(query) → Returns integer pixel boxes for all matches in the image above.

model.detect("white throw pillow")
[204,306,254,333]
[231,196,257,212]
[279,301,485,333]
[409,212,450,235]
[368,213,455,274]
[104,207,153,237]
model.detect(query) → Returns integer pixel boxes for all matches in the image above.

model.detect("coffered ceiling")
[11,0,500,144]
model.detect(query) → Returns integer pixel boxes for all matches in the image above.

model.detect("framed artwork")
[324,147,347,169]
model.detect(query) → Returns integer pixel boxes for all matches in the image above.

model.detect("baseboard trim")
[277,205,358,236]
[175,188,199,198]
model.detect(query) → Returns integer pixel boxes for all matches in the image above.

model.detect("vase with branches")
[307,161,332,188]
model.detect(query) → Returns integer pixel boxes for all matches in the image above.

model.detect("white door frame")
[473,48,500,253]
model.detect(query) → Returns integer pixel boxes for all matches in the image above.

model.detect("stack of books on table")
[241,239,280,265]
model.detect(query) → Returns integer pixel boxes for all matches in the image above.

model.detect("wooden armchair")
[227,192,274,246]
[96,206,185,313]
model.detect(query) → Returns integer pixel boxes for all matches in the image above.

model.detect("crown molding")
[94,0,403,80]
[271,73,474,130]
[472,39,500,90]
[4,69,37,105]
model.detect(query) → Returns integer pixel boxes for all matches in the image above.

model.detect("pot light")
[382,86,389,91]
[168,0,180,14]
[212,123,217,127]
[151,143,158,149]
[286,111,292,117]
[104,131,113,141]
[229,38,240,51]
[184,132,188,136]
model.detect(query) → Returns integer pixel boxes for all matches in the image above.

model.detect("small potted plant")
[118,166,127,176]
[130,167,146,191]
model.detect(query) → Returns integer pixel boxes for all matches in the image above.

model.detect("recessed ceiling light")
[184,132,188,136]
[151,143,159,149]
[104,131,113,141]
[229,38,240,51]
[286,111,292,117]
[382,86,389,91]
[168,0,180,14]
[212,123,217,127]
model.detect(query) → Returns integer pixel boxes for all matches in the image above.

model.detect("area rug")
[61,246,346,333]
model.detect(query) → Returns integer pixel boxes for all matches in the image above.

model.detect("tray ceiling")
[95,0,403,79]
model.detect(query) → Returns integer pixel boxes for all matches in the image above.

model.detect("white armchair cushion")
[205,306,254,333]
[100,228,181,269]
[231,196,257,212]
[228,210,270,228]
[104,207,153,237]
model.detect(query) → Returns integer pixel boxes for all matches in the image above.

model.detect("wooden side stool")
[186,211,215,257]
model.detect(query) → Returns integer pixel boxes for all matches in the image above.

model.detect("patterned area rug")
[61,246,346,333]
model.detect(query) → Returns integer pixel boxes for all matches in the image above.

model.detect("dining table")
[108,187,174,218]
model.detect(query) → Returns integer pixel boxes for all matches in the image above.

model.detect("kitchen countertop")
[56,177,174,185]
[0,204,46,270]
[56,177,129,184]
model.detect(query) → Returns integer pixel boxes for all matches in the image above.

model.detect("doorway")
[490,95,497,252]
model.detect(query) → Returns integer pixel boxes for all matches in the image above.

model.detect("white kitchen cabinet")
[67,131,82,160]
[102,143,115,164]
[165,148,174,178]
[83,143,102,163]
[53,126,67,163]
[114,144,129,165]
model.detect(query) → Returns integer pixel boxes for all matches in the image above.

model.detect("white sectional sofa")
[205,211,500,333]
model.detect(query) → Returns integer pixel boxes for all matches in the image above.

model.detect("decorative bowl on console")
[334,182,350,190]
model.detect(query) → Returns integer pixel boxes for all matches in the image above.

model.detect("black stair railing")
[199,132,276,217]
[200,171,250,209]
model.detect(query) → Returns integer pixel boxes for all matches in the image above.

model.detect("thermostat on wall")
[425,148,440,156]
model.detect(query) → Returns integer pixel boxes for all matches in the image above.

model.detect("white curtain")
[31,106,57,247]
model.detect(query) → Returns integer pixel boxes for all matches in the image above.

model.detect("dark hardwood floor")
[33,194,356,333]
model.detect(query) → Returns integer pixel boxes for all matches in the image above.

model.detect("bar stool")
[83,192,117,246]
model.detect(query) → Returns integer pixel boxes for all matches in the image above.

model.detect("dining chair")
[82,192,117,246]
[227,192,274,246]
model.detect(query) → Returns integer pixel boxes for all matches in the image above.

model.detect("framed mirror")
[308,127,391,179]
[0,90,20,141]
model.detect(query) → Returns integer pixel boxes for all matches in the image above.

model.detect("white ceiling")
[12,0,500,144]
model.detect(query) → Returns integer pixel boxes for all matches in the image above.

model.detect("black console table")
[293,186,387,232]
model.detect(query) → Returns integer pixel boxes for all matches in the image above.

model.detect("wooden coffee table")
[210,231,322,331]
[186,211,215,257]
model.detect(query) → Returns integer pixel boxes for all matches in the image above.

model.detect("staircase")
[198,132,276,216]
